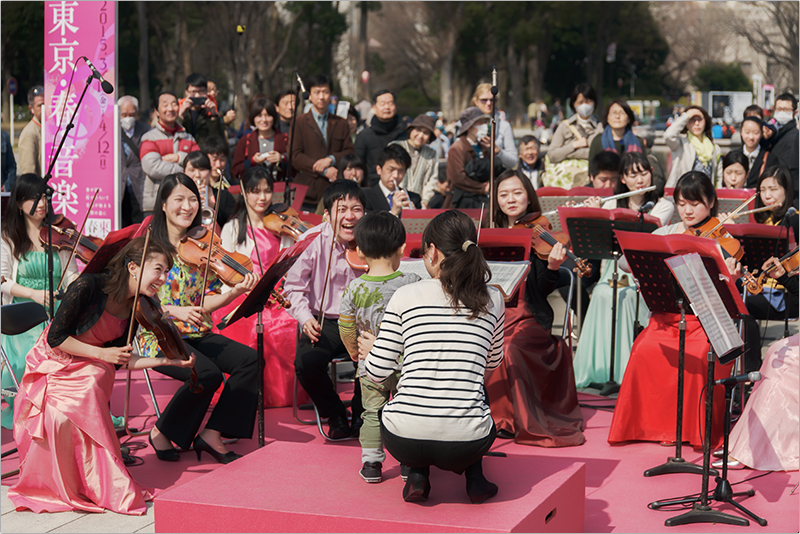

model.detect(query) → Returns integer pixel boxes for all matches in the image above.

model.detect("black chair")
[1,301,49,479]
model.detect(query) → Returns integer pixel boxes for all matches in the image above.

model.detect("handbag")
[543,122,590,189]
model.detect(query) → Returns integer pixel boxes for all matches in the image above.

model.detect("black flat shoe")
[403,469,431,502]
[466,475,498,504]
[193,435,242,464]
[149,434,180,462]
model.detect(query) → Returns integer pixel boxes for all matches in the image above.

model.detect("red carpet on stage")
[2,372,798,532]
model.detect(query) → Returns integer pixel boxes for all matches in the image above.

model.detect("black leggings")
[381,419,496,474]
[153,333,258,449]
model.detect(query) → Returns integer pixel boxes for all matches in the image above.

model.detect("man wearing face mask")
[765,93,799,203]
[119,95,152,227]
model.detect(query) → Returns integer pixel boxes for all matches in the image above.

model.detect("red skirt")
[485,303,585,447]
[608,312,734,449]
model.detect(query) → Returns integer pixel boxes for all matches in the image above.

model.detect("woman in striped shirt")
[362,209,505,504]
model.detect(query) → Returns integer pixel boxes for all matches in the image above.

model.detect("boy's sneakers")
[360,462,382,483]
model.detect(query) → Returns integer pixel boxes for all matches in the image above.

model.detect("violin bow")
[316,195,342,336]
[199,175,223,310]
[57,188,99,291]
[703,192,759,236]
[126,225,152,347]
[240,178,266,277]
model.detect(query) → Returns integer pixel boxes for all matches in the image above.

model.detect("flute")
[542,185,657,216]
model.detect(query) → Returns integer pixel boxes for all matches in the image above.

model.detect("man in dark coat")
[355,90,408,187]
[290,75,354,211]
[119,95,152,227]
[765,92,799,205]
[363,144,421,216]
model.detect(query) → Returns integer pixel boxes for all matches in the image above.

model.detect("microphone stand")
[488,64,498,229]
[31,73,95,319]
[285,73,308,210]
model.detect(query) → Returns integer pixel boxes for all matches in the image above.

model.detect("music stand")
[218,231,321,448]
[560,207,660,396]
[617,232,762,527]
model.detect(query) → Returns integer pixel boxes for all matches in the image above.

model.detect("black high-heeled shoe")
[193,435,242,464]
[149,434,180,462]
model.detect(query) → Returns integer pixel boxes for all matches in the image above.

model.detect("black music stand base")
[665,503,750,528]
[588,380,620,397]
[644,456,706,477]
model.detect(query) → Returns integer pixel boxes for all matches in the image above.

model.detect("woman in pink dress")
[213,166,298,407]
[9,237,196,515]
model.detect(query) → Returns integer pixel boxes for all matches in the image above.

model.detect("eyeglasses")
[608,111,627,118]
[478,98,493,104]
[31,86,44,96]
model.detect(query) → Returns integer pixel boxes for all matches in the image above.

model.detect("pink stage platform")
[154,442,586,533]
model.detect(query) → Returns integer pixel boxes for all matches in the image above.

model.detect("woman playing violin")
[608,171,738,449]
[0,173,80,429]
[137,173,258,464]
[574,153,675,391]
[212,167,299,407]
[739,167,798,372]
[9,237,195,515]
[483,169,585,447]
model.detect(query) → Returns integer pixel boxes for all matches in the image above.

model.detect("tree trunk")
[440,46,456,121]
[136,1,150,113]
[359,1,370,101]
[507,41,525,128]
[179,3,191,82]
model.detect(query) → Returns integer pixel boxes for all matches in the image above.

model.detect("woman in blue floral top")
[138,173,258,464]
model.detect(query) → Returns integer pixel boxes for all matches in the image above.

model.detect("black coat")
[363,184,421,214]
[355,115,409,187]
[765,122,799,203]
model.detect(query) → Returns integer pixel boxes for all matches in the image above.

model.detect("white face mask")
[576,103,595,118]
[120,117,136,131]
[475,124,489,142]
[773,111,795,127]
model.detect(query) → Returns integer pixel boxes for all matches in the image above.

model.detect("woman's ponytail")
[423,210,491,319]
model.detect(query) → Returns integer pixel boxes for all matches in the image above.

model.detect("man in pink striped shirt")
[283,180,367,439]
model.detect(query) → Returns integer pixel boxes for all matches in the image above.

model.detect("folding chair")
[1,301,49,479]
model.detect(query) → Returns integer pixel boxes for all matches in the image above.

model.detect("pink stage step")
[154,442,585,533]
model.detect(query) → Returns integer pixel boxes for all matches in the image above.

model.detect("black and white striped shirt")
[365,279,505,442]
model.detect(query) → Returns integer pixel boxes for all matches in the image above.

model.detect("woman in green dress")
[0,173,79,429]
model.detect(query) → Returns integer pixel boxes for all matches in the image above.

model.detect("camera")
[190,96,206,107]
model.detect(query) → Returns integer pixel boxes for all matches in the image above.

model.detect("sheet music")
[399,259,530,299]
[665,253,743,359]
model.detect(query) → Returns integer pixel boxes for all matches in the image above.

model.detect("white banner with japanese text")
[44,0,116,238]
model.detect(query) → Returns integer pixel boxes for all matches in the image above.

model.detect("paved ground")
[1,290,795,533]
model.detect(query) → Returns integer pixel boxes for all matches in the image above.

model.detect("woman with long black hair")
[137,172,258,464]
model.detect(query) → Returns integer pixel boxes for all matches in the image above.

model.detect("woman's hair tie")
[461,240,476,252]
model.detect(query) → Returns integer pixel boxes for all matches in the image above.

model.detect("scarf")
[601,125,642,154]
[688,132,715,165]
[159,121,181,136]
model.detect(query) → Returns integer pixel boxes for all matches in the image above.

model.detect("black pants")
[381,419,496,474]
[742,291,798,373]
[451,188,489,210]
[294,319,362,420]
[153,333,258,450]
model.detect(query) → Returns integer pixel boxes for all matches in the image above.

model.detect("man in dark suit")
[363,144,421,216]
[119,95,152,227]
[290,74,354,211]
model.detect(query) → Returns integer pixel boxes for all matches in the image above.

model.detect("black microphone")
[491,63,498,96]
[784,206,797,224]
[83,57,114,94]
[295,71,309,99]
[713,371,761,387]
[638,201,655,213]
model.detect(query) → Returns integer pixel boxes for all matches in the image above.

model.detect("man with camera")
[179,73,226,147]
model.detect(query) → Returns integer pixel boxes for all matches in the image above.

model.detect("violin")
[345,241,368,272]
[178,226,254,286]
[263,203,311,241]
[40,214,103,264]
[683,217,744,261]
[745,248,799,295]
[513,212,593,278]
[134,294,202,393]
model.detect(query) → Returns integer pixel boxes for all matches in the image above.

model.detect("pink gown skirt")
[728,334,799,471]
[9,314,152,515]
